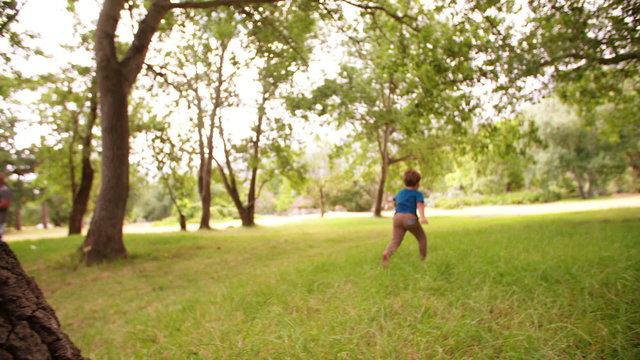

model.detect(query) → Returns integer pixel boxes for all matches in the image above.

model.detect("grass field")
[11,208,640,359]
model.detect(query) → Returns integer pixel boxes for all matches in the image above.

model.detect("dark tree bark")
[68,79,97,236]
[81,64,130,265]
[198,162,212,230]
[179,214,187,232]
[13,207,21,231]
[0,242,87,359]
[41,203,49,229]
[374,151,389,217]
[319,183,326,217]
[572,168,587,199]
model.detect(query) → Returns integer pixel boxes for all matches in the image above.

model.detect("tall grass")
[11,208,640,359]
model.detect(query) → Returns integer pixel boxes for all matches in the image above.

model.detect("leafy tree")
[302,135,334,216]
[446,117,534,195]
[294,1,481,216]
[525,97,628,198]
[468,0,639,106]
[560,76,640,189]
[147,122,197,231]
[82,0,280,265]
[147,9,241,229]
[213,1,314,226]
[35,65,99,235]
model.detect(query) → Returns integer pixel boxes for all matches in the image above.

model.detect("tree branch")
[170,0,282,9]
[338,0,419,32]
[121,0,172,89]
[539,51,640,69]
[389,154,413,165]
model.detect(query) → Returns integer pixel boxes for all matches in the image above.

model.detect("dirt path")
[4,194,639,242]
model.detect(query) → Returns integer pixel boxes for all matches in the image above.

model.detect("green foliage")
[0,0,40,66]
[525,97,629,198]
[129,182,173,222]
[274,178,296,213]
[11,208,640,358]
[30,64,98,225]
[474,0,639,107]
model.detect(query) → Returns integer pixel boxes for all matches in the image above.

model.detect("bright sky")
[10,0,347,159]
[9,0,536,160]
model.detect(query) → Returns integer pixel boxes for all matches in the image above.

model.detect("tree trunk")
[41,203,49,229]
[198,162,212,230]
[319,183,325,217]
[0,242,87,359]
[13,207,21,231]
[239,207,253,227]
[68,160,94,235]
[572,168,587,199]
[81,79,129,265]
[587,171,597,198]
[374,126,391,217]
[179,214,187,232]
[198,156,212,230]
[69,79,97,236]
[244,105,265,228]
[374,160,389,217]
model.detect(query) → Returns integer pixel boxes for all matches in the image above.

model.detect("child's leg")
[382,214,407,266]
[407,222,427,260]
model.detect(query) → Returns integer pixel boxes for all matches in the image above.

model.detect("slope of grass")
[11,208,640,359]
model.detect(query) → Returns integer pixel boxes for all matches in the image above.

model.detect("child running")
[382,169,428,268]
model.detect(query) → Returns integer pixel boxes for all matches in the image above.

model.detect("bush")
[433,191,563,209]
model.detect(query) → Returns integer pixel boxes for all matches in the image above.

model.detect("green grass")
[11,208,640,359]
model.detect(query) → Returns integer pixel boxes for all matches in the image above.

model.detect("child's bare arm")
[417,202,428,224]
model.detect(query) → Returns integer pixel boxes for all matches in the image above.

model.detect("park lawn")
[11,208,640,359]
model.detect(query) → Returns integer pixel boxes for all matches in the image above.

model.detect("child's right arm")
[417,202,428,224]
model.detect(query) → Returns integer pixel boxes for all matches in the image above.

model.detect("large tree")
[36,66,98,235]
[212,1,314,226]
[147,9,241,230]
[296,0,481,216]
[147,122,196,231]
[81,0,279,265]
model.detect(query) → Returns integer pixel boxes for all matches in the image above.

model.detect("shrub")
[433,190,563,209]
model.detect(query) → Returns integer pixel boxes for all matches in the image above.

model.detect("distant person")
[382,169,428,268]
[0,173,12,241]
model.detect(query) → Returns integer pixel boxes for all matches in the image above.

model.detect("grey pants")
[383,213,427,260]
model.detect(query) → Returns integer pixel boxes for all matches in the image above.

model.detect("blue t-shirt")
[394,188,424,215]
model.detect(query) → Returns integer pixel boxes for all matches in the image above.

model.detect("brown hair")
[403,169,421,187]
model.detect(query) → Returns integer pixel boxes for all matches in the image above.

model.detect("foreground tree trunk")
[0,242,86,359]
